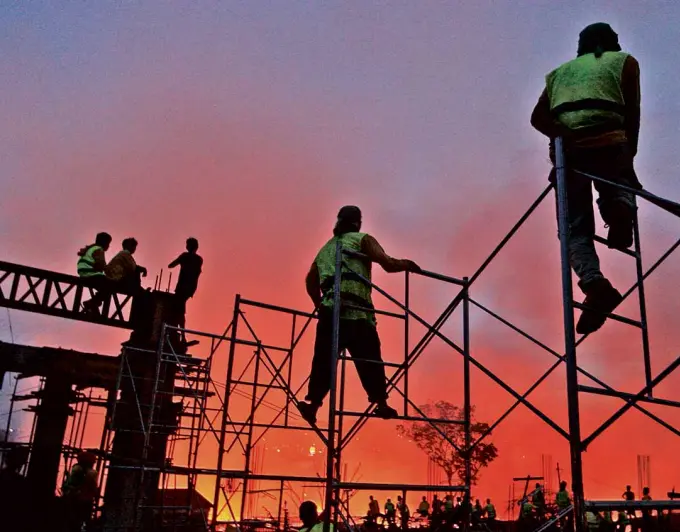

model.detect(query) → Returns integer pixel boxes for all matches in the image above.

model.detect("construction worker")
[418,496,430,517]
[299,500,333,532]
[168,237,203,342]
[78,232,112,312]
[0,447,30,532]
[531,22,642,335]
[532,482,545,519]
[105,238,148,291]
[622,485,635,521]
[615,510,629,531]
[641,487,653,526]
[586,510,601,531]
[385,498,397,526]
[297,205,421,424]
[555,481,573,531]
[601,511,615,532]
[484,498,497,524]
[397,496,410,530]
[369,495,381,522]
[62,451,99,532]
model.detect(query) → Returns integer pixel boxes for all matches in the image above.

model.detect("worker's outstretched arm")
[168,255,182,269]
[305,262,322,308]
[361,235,421,273]
[622,55,641,157]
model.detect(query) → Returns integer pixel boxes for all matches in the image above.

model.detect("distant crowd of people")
[363,493,497,531]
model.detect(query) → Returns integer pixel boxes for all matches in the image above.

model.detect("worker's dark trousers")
[306,310,388,406]
[552,143,640,287]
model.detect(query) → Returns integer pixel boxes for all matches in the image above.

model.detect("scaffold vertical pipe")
[554,137,585,531]
[285,314,297,425]
[462,278,472,532]
[633,206,653,395]
[241,343,262,521]
[211,296,241,531]
[404,271,410,416]
[323,239,343,532]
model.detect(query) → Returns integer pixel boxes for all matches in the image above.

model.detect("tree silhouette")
[396,401,498,486]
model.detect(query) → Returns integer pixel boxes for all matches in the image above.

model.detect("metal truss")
[0,260,134,328]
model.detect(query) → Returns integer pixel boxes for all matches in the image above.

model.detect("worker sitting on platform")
[106,238,148,291]
[78,232,112,312]
[297,205,421,425]
[531,23,642,335]
[168,237,203,343]
[83,237,147,314]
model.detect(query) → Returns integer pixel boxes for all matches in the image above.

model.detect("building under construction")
[1,142,680,531]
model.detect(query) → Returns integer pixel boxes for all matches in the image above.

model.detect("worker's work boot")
[604,202,634,251]
[576,277,623,335]
[297,401,319,425]
[82,299,101,315]
[374,402,398,420]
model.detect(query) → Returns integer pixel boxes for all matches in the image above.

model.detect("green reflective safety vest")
[556,489,570,508]
[385,502,395,512]
[522,502,534,517]
[617,511,629,524]
[485,504,496,518]
[77,245,105,277]
[546,51,629,131]
[314,232,374,323]
[418,501,429,512]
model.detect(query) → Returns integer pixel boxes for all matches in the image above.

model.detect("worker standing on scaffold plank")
[530,22,643,334]
[297,205,421,425]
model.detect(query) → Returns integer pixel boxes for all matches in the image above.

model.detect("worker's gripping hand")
[403,260,422,274]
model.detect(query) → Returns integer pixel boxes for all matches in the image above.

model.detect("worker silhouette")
[297,206,421,424]
[0,447,30,532]
[78,232,112,313]
[168,237,203,342]
[105,238,148,291]
[531,23,642,334]
[61,451,98,532]
[299,500,334,532]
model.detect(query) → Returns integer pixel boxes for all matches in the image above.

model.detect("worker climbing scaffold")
[297,205,421,425]
[531,22,642,335]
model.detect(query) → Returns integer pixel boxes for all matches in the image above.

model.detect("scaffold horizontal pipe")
[342,303,406,319]
[593,235,638,257]
[334,481,467,492]
[230,380,289,390]
[337,356,403,368]
[578,385,680,408]
[584,500,680,511]
[338,411,465,424]
[341,249,466,286]
[571,302,642,328]
[227,421,328,432]
[230,338,292,353]
[240,298,317,318]
[573,169,680,218]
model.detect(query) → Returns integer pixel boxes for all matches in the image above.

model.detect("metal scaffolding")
[211,263,473,532]
[3,137,680,531]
